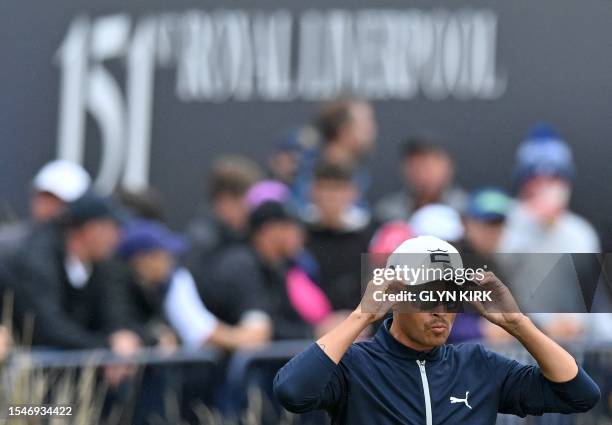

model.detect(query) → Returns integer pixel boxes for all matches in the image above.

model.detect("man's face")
[80,219,120,261]
[311,179,357,225]
[214,193,249,232]
[268,151,299,184]
[394,310,456,350]
[262,221,304,258]
[131,249,175,286]
[30,192,65,222]
[345,102,377,158]
[404,152,452,198]
[464,218,504,255]
[520,176,570,222]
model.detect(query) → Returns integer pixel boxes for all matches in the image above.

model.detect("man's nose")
[430,306,447,314]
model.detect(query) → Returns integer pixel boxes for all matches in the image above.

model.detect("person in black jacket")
[304,161,375,311]
[11,192,141,357]
[201,201,321,340]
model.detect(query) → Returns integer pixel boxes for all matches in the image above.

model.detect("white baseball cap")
[409,204,464,242]
[385,235,464,286]
[32,160,91,202]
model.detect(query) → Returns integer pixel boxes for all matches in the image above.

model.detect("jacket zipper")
[417,360,433,425]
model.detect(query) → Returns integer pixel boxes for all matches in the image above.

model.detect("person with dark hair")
[186,156,262,299]
[291,96,377,210]
[374,137,466,223]
[304,161,375,311]
[186,156,261,257]
[10,191,141,385]
[116,187,167,223]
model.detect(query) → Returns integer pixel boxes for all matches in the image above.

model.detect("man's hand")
[357,278,403,324]
[109,330,142,356]
[106,330,142,388]
[470,272,526,333]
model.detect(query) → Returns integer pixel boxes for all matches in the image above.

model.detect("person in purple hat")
[118,219,271,351]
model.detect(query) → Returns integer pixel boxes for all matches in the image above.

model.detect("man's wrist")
[501,314,532,336]
[350,308,378,327]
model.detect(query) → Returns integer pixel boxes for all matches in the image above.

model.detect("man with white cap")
[274,236,600,424]
[0,160,90,257]
[30,159,92,222]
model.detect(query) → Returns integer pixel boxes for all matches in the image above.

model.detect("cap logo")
[428,248,451,264]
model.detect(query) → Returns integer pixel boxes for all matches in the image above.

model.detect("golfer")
[274,236,600,424]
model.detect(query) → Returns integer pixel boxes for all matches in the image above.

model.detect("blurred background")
[0,1,611,424]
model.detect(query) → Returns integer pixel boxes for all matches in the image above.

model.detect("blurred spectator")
[500,125,599,253]
[10,192,140,353]
[117,219,270,351]
[186,156,262,279]
[461,188,513,344]
[463,188,511,255]
[0,160,90,257]
[116,187,166,223]
[499,125,606,342]
[374,137,466,222]
[268,126,319,186]
[200,201,329,340]
[304,162,375,311]
[292,96,377,209]
[245,180,290,210]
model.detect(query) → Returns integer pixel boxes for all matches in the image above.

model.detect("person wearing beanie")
[500,124,598,253]
[498,125,608,345]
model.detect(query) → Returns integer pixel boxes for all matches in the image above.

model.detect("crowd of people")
[0,96,610,415]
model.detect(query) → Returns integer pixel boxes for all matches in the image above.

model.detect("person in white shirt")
[118,219,271,351]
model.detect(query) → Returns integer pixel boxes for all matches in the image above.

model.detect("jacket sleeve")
[274,343,346,413]
[482,346,601,416]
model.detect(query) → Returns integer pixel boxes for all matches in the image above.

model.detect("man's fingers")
[474,271,503,288]
[469,300,487,316]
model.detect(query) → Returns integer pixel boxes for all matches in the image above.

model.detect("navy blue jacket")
[274,318,600,425]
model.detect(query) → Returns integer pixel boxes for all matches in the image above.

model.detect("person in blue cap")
[464,188,511,255]
[117,219,271,351]
[449,188,512,344]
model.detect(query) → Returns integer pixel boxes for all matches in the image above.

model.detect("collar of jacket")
[374,318,445,362]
